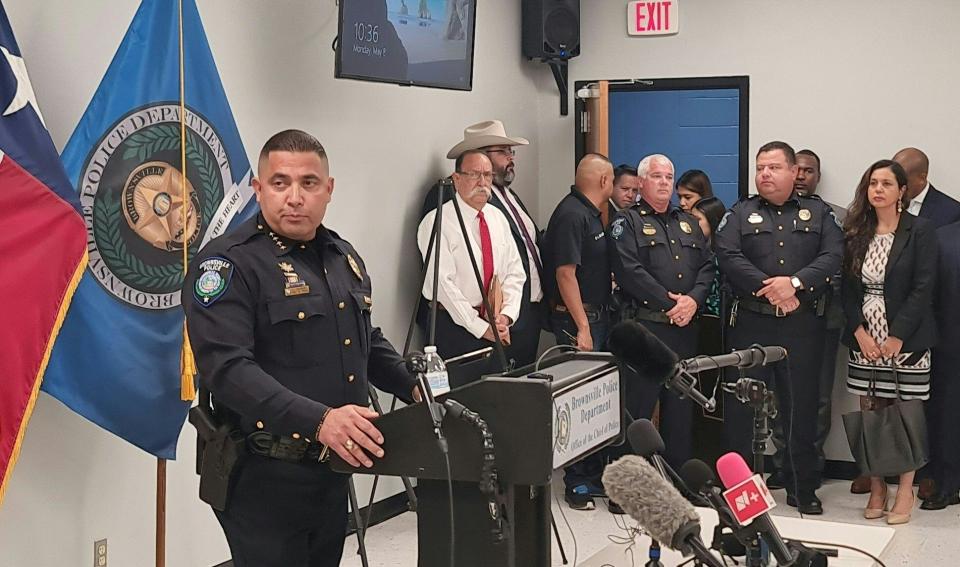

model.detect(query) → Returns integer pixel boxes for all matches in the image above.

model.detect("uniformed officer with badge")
[184,130,418,567]
[714,141,844,515]
[609,154,715,469]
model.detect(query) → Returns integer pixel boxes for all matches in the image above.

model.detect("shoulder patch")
[829,210,843,228]
[194,257,234,307]
[611,217,626,240]
[717,211,733,232]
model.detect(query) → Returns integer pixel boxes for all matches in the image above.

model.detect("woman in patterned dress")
[841,159,940,525]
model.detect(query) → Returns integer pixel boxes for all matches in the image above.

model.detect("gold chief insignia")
[642,223,657,236]
[679,220,693,234]
[347,254,363,281]
[798,209,811,221]
[278,262,310,296]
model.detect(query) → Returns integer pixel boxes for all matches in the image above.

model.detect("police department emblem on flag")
[81,104,250,310]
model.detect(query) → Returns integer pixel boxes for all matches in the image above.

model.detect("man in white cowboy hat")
[420,120,545,368]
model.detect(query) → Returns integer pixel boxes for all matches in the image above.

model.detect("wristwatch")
[790,276,803,290]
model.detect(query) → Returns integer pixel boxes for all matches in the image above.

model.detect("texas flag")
[0,2,87,507]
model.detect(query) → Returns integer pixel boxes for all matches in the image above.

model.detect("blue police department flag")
[42,0,256,458]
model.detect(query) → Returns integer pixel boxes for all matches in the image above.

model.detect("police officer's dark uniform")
[714,192,843,509]
[608,199,716,469]
[184,214,416,567]
[542,185,615,507]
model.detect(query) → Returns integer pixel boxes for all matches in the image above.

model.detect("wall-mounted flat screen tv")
[336,0,477,91]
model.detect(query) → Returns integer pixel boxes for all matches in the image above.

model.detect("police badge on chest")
[278,262,310,296]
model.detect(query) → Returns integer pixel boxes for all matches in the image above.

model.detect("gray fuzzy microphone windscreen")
[602,454,700,550]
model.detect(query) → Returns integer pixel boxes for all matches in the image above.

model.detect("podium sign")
[551,360,622,469]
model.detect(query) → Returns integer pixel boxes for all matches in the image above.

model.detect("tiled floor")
[341,477,960,566]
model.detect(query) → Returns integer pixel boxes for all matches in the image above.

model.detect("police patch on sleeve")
[717,211,732,232]
[194,257,233,307]
[829,210,842,228]
[611,217,625,240]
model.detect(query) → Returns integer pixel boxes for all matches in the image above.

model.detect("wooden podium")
[331,352,626,567]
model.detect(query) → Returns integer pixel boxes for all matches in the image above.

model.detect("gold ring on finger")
[345,439,355,450]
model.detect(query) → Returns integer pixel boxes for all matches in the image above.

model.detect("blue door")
[607,83,746,207]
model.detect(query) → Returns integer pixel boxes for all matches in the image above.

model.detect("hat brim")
[446,135,530,159]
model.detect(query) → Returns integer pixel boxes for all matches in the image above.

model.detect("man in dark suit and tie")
[894,147,960,228]
[894,147,960,503]
[420,121,544,368]
[923,220,960,510]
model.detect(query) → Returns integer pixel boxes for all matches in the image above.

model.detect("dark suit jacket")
[841,213,940,353]
[919,185,960,228]
[935,221,960,359]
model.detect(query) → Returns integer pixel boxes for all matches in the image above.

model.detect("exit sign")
[627,1,679,36]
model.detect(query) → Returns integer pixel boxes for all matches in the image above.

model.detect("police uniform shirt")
[543,186,614,306]
[416,193,526,338]
[609,200,716,311]
[713,192,844,299]
[183,215,416,438]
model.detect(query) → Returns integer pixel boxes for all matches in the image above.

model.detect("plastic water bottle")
[423,345,450,396]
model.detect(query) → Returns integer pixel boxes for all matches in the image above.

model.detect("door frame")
[574,75,750,199]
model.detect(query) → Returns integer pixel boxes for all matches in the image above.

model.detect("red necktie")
[478,210,494,301]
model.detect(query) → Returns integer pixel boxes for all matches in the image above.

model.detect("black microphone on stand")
[680,345,787,374]
[603,455,725,567]
[607,321,717,412]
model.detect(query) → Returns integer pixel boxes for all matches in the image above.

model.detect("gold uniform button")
[778,225,783,231]
[670,239,676,244]
[292,433,301,440]
[809,286,815,292]
[348,374,356,382]
[677,273,683,279]
[257,224,264,230]
[779,259,785,265]
[256,421,264,429]
[777,211,782,215]
[779,242,784,247]
[338,301,346,309]
[297,311,305,320]
[675,255,680,260]
[344,338,352,346]
[650,240,656,245]
[300,244,307,249]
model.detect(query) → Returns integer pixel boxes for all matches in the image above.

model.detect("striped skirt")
[846,350,931,400]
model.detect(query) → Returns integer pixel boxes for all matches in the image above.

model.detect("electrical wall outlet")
[94,539,107,567]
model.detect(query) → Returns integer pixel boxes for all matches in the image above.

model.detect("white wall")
[536,0,960,221]
[0,1,545,565]
[534,0,960,463]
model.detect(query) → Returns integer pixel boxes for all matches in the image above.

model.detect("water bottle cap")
[424,345,437,354]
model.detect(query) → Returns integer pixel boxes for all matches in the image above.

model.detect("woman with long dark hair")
[676,169,714,211]
[691,197,726,317]
[841,159,939,525]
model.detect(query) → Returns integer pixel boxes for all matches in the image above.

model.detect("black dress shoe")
[766,471,786,490]
[920,492,960,511]
[786,493,823,515]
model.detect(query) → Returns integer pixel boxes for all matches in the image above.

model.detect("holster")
[188,389,245,512]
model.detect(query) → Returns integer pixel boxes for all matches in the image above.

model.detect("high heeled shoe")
[864,486,889,519]
[887,490,915,525]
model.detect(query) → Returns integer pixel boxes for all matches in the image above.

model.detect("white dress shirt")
[907,183,930,216]
[494,185,544,302]
[417,193,526,338]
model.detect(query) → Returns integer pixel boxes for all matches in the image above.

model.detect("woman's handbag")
[843,363,929,477]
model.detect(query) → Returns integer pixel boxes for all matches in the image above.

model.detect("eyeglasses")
[456,170,494,182]
[487,148,516,157]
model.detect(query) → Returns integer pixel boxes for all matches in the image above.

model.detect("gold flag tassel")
[178,0,195,402]
[181,322,197,400]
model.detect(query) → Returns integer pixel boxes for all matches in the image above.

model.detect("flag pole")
[157,458,167,567]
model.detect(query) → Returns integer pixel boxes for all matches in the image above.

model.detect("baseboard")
[213,491,412,566]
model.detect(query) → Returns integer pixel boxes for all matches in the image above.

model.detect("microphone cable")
[550,481,580,567]
[792,539,887,567]
[443,399,507,545]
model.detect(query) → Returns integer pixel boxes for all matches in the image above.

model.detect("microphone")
[715,452,797,566]
[679,459,749,557]
[607,321,716,412]
[603,456,725,567]
[681,345,787,374]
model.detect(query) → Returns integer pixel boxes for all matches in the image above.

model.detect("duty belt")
[246,431,330,463]
[552,302,606,314]
[627,305,693,325]
[733,296,826,319]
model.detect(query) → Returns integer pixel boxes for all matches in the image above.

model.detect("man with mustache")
[416,149,526,385]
